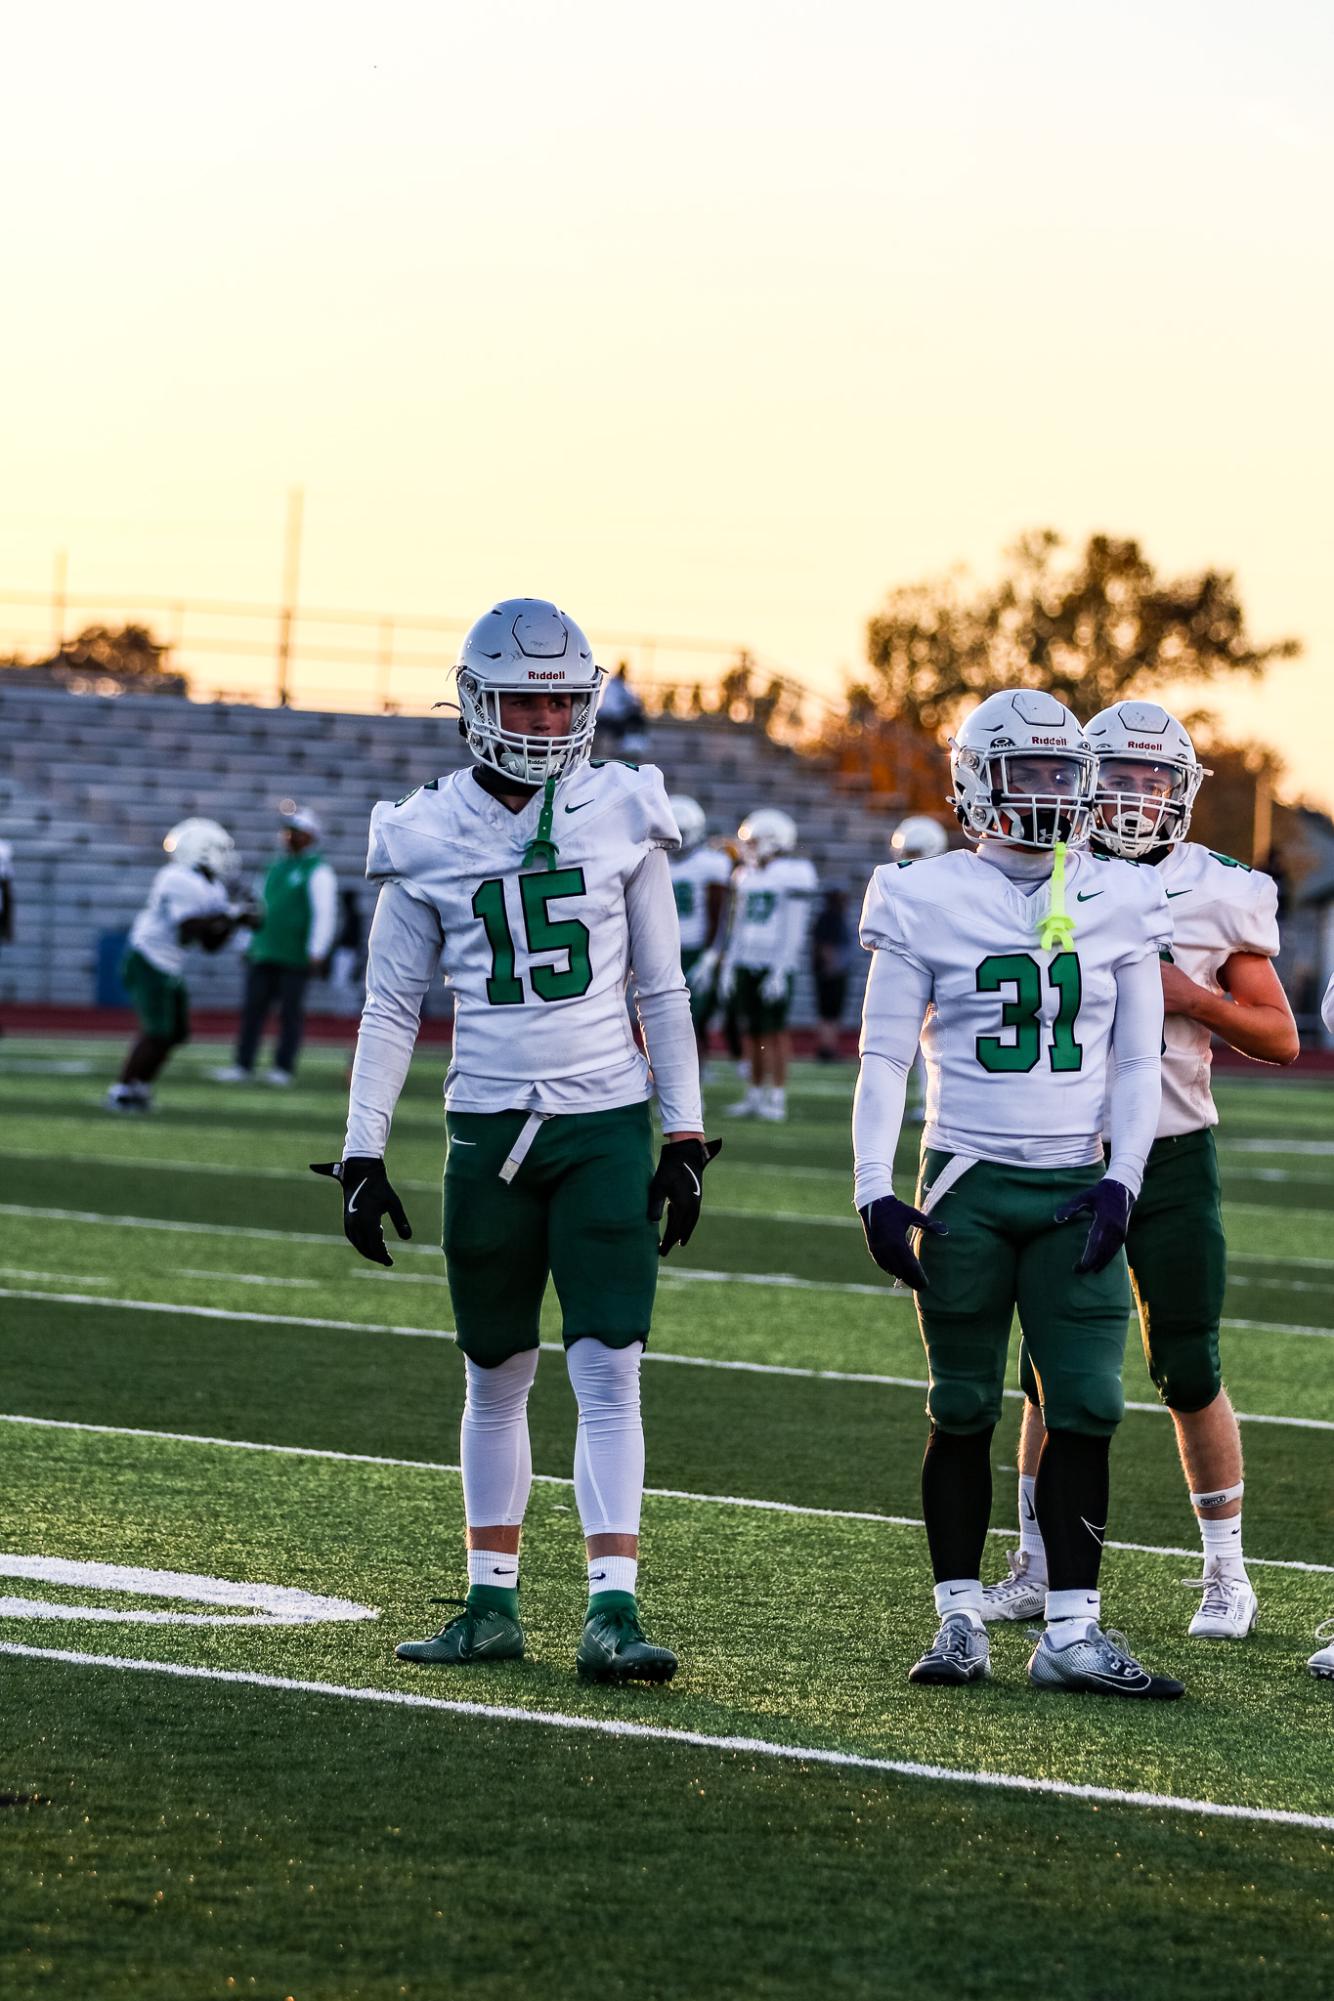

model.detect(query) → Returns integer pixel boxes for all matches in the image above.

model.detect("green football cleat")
[576,1604,678,1685]
[395,1601,525,1666]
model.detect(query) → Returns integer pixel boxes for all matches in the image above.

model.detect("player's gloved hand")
[310,1155,412,1268]
[759,965,789,1006]
[858,1194,947,1292]
[648,1137,722,1257]
[1054,1177,1134,1275]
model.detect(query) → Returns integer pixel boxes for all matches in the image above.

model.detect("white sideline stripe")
[4,1410,1333,1574]
[4,1641,1332,1835]
[4,1287,1333,1430]
[0,1552,374,1627]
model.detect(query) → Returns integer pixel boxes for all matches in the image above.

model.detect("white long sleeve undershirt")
[852,947,1164,1210]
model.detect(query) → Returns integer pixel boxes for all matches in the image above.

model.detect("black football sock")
[921,1426,994,1584]
[1034,1428,1110,1592]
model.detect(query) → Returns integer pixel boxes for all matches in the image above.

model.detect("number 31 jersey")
[859,847,1171,1165]
[365,761,683,1113]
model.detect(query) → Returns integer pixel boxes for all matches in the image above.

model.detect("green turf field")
[1,1036,1331,1999]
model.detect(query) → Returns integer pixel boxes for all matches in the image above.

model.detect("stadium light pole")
[276,486,304,708]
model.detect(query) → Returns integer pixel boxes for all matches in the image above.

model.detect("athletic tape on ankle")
[1190,1480,1244,1509]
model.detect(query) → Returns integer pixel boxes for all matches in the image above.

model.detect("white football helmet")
[1085,702,1207,859]
[453,597,603,784]
[163,817,237,881]
[738,807,797,863]
[890,815,949,862]
[949,690,1095,849]
[669,795,708,853]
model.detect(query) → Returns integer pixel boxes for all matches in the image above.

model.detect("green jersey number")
[472,869,593,1007]
[746,890,777,923]
[975,951,1083,1074]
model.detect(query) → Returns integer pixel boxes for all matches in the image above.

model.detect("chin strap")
[1036,839,1076,951]
[521,774,560,871]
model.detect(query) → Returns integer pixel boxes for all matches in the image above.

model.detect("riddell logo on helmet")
[525,670,568,682]
[1029,735,1069,746]
[1127,738,1166,750]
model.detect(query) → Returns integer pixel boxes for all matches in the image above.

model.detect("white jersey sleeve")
[627,848,702,1132]
[306,861,340,963]
[0,840,12,882]
[344,881,445,1158]
[1322,973,1334,1036]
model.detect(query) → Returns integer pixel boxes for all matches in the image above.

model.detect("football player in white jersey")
[719,807,819,1121]
[984,703,1299,1641]
[107,819,253,1111]
[667,794,731,1057]
[889,819,950,1117]
[855,689,1184,1698]
[313,598,719,1685]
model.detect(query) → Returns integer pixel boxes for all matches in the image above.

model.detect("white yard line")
[2,1641,1330,1833]
[4,1410,1333,1573]
[3,1284,1332,1428]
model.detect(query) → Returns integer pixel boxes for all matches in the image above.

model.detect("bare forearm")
[1171,988,1298,1064]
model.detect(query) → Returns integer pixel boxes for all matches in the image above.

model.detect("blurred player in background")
[215,805,338,1086]
[666,794,731,1059]
[720,807,818,1122]
[810,887,853,1061]
[889,818,949,1115]
[0,838,12,1035]
[108,818,255,1112]
[984,704,1299,1642]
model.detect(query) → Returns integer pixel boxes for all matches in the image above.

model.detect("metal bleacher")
[0,680,900,1018]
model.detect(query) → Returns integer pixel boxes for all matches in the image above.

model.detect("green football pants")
[915,1151,1131,1438]
[1019,1126,1226,1416]
[121,948,190,1045]
[442,1101,660,1368]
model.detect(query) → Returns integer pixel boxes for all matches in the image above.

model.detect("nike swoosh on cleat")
[449,1138,477,1147]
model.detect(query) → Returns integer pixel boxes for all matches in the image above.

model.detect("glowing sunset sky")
[3,2,1331,799]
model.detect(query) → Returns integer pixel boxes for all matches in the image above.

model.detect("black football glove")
[858,1194,947,1292]
[1053,1177,1133,1275]
[648,1137,722,1258]
[310,1155,412,1268]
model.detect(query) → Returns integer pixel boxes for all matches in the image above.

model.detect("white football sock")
[460,1349,537,1529]
[1045,1587,1100,1641]
[1198,1509,1247,1580]
[587,1554,638,1599]
[468,1547,520,1591]
[933,1579,984,1628]
[567,1338,645,1538]
[1017,1474,1046,1569]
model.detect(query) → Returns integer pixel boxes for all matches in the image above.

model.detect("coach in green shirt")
[215,806,338,1086]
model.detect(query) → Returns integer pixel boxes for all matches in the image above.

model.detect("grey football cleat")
[1307,1619,1334,1681]
[1027,1622,1185,1700]
[1185,1567,1258,1641]
[908,1612,991,1686]
[981,1550,1048,1625]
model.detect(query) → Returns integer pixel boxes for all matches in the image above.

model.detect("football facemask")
[1085,702,1206,859]
[452,597,603,785]
[950,690,1095,850]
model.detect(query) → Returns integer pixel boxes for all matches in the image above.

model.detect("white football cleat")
[1306,1619,1334,1680]
[211,1065,252,1083]
[755,1102,787,1122]
[105,1083,150,1114]
[981,1550,1047,1624]
[1185,1567,1258,1640]
[724,1096,759,1118]
[266,1068,294,1087]
[907,1612,991,1686]
[1028,1622,1185,1699]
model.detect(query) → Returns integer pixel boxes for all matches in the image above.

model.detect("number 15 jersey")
[345,761,698,1152]
[859,847,1171,1167]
